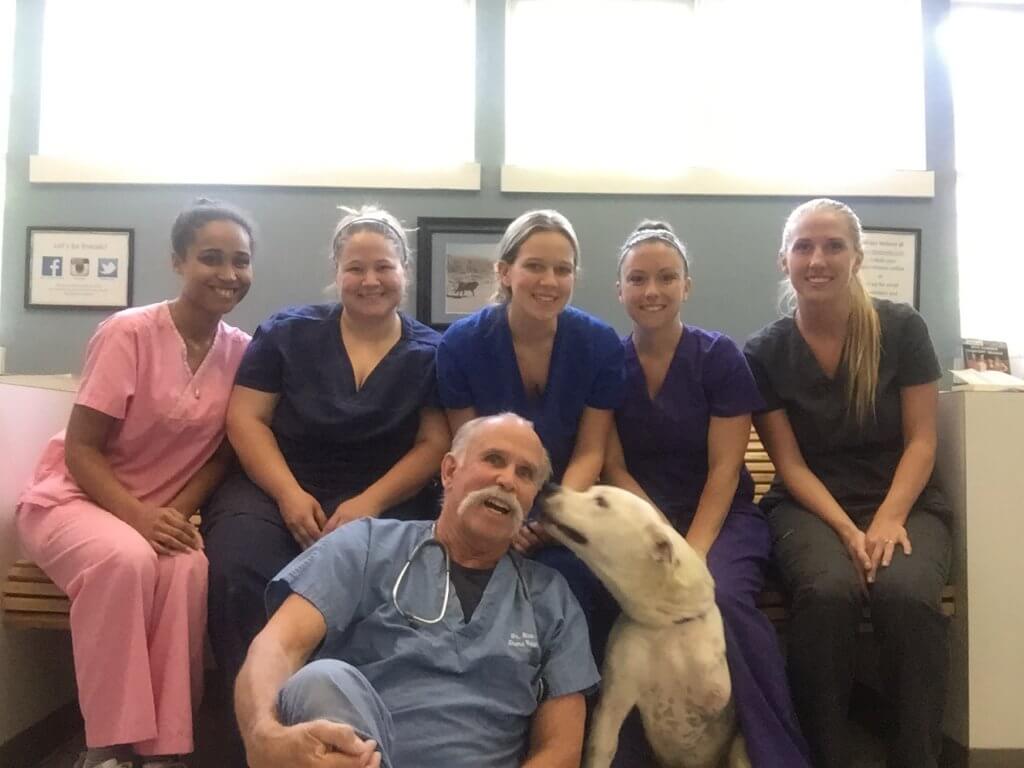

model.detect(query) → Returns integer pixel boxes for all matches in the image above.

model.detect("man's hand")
[247,719,381,768]
[127,505,201,555]
[513,520,555,555]
[278,489,327,549]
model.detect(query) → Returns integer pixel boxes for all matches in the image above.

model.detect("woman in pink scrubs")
[16,199,255,768]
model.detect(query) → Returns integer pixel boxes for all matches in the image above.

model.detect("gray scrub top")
[267,518,598,768]
[744,298,949,518]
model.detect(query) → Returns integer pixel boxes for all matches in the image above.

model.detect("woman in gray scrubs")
[744,198,951,768]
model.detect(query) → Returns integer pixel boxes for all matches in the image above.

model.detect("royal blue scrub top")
[267,518,599,768]
[437,304,625,482]
[235,304,440,494]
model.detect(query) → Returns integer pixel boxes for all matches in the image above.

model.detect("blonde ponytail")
[843,274,881,428]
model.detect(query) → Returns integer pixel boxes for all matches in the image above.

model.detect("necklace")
[182,334,215,354]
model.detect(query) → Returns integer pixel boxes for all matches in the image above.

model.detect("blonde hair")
[491,210,580,303]
[331,204,411,266]
[780,198,880,429]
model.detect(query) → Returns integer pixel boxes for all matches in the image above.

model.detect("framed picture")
[859,227,921,308]
[25,227,134,309]
[416,216,512,329]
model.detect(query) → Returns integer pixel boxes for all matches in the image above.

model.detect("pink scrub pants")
[17,500,206,756]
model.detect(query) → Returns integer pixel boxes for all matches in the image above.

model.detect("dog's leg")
[584,687,636,768]
[724,731,751,768]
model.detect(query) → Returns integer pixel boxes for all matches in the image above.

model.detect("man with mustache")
[236,413,597,768]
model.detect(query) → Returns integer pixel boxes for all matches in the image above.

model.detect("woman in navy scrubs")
[744,198,951,768]
[436,209,624,616]
[203,205,450,710]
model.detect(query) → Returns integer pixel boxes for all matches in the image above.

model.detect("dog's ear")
[652,534,673,564]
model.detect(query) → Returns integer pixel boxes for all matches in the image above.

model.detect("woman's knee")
[870,565,945,614]
[162,547,209,587]
[95,534,159,583]
[790,569,862,613]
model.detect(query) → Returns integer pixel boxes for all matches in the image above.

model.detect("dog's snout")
[537,481,560,502]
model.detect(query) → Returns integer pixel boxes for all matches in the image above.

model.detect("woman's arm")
[864,381,939,578]
[445,406,478,439]
[227,385,325,549]
[754,409,872,582]
[166,439,235,520]
[64,404,199,554]
[561,407,614,491]
[325,408,451,531]
[685,413,750,559]
[600,423,657,508]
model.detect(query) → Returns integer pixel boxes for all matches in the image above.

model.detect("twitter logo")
[98,258,118,278]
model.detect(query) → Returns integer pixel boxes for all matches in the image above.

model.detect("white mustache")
[457,486,525,525]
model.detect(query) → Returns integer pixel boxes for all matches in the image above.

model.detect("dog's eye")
[595,495,609,509]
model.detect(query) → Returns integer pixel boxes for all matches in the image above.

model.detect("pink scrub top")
[20,302,250,511]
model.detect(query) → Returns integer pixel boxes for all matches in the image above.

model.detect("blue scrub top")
[268,518,599,768]
[236,304,440,493]
[437,304,625,482]
[615,326,764,529]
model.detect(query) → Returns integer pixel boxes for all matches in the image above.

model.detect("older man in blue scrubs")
[236,413,598,768]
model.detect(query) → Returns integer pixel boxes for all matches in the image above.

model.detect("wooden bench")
[2,432,956,630]
[2,559,70,630]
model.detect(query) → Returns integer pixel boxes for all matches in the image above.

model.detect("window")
[0,0,16,319]
[32,0,479,189]
[945,2,1024,370]
[504,0,931,196]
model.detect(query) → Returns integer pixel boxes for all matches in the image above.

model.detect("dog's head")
[538,484,715,626]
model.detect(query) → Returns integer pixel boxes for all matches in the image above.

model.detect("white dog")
[539,485,749,768]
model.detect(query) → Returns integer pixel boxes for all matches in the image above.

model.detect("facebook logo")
[42,256,63,277]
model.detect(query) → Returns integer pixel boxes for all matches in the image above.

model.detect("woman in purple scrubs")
[603,221,810,768]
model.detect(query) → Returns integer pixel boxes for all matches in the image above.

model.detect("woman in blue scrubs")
[202,205,451,722]
[436,210,624,614]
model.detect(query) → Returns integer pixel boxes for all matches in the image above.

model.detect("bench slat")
[6,563,52,583]
[2,581,66,597]
[2,611,71,630]
[1,596,71,614]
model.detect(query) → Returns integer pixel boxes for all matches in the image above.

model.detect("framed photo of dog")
[416,216,512,330]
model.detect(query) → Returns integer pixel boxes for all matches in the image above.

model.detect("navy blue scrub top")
[436,304,625,483]
[744,298,949,517]
[235,303,440,494]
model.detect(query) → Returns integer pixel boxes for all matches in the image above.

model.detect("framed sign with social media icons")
[25,227,133,309]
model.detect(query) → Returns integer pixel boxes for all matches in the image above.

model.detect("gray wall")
[0,0,959,375]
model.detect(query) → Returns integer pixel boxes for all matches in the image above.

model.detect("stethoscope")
[391,526,451,625]
[391,525,548,700]
[392,524,533,624]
